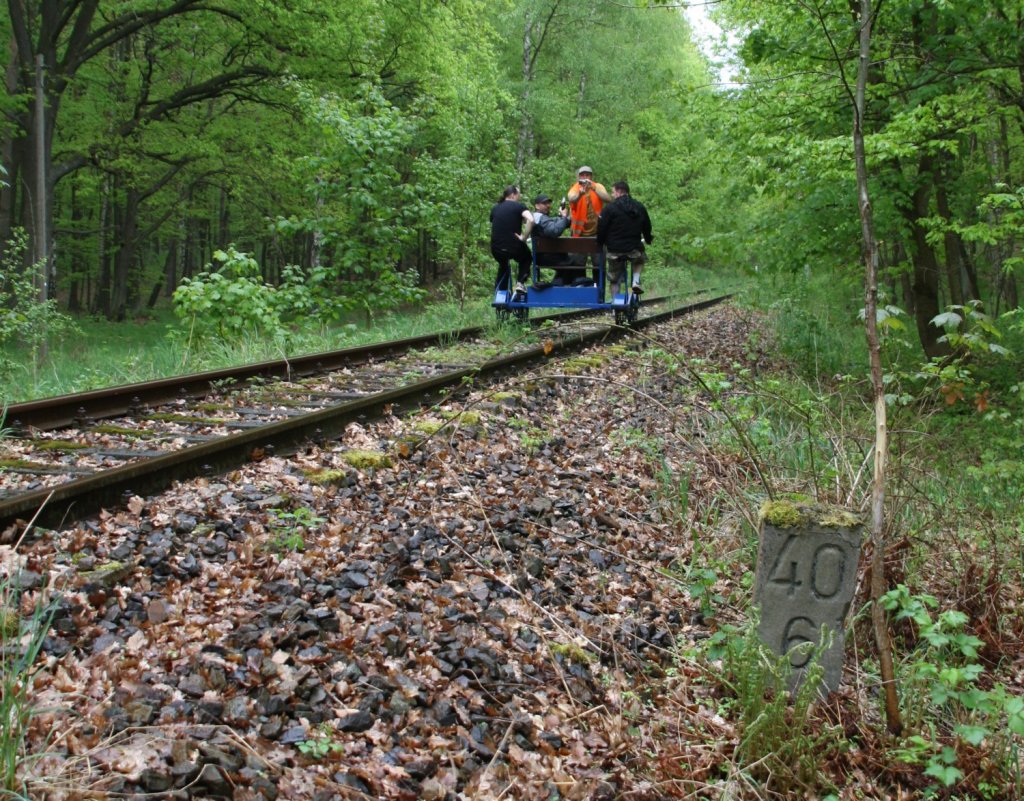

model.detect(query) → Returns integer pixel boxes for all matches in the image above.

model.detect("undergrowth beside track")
[0,265,723,405]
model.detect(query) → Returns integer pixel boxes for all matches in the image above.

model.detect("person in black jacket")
[596,181,653,297]
[490,185,534,296]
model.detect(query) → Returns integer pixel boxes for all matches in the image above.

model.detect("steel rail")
[0,294,731,534]
[3,296,675,432]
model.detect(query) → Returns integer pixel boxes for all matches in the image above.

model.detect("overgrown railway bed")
[4,299,774,800]
[1,293,730,534]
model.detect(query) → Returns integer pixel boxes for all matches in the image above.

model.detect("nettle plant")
[881,585,1024,795]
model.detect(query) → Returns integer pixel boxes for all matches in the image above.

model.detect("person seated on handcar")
[531,194,580,285]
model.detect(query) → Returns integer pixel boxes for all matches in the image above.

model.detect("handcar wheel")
[513,306,529,323]
[626,294,640,325]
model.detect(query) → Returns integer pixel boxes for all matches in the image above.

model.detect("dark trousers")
[568,248,604,285]
[537,253,578,285]
[492,242,532,291]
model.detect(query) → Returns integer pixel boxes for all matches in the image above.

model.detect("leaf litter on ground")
[13,305,790,799]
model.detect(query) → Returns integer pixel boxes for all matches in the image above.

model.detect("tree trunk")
[108,187,139,320]
[905,154,950,359]
[900,270,915,319]
[1004,273,1019,311]
[67,176,85,312]
[575,71,587,121]
[959,239,981,304]
[516,13,535,175]
[218,186,230,247]
[934,166,964,308]
[95,175,113,316]
[165,238,179,298]
[183,191,196,281]
[1,35,19,244]
[853,0,901,738]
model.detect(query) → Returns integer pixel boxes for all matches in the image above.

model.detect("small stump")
[753,500,863,693]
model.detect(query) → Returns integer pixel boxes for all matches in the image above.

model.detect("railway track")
[0,293,731,534]
[3,296,686,432]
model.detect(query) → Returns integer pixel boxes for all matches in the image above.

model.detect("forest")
[2,0,715,331]
[0,0,1019,352]
[1,1,1020,357]
[4,0,1024,798]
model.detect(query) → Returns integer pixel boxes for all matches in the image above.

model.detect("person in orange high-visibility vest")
[565,166,612,285]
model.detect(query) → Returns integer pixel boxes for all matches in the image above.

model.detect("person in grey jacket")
[532,194,583,285]
[596,181,653,297]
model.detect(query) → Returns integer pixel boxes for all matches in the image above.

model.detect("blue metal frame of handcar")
[491,235,639,318]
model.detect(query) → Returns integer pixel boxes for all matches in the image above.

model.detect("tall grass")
[747,267,865,379]
[3,261,733,405]
[0,573,57,798]
[1,300,492,404]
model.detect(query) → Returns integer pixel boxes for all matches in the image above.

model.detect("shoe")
[631,283,643,295]
[513,282,527,300]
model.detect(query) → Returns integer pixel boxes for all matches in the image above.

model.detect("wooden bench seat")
[532,235,600,255]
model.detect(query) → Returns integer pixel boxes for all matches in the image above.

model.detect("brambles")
[880,586,1024,795]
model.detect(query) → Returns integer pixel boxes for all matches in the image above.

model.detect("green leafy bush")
[0,229,77,391]
[172,246,345,347]
[172,247,282,343]
[881,585,1024,796]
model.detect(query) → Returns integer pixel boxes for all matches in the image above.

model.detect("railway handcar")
[492,236,640,326]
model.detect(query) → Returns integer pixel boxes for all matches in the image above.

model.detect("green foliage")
[172,247,284,343]
[0,574,58,796]
[654,459,691,527]
[268,507,325,555]
[876,298,1015,413]
[957,186,1024,279]
[697,615,837,796]
[711,0,1024,357]
[296,723,344,759]
[0,230,78,395]
[171,246,345,348]
[753,268,865,379]
[931,301,1008,358]
[1,293,501,404]
[664,545,726,621]
[880,585,1024,795]
[277,83,429,320]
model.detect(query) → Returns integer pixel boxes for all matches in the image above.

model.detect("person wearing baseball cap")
[531,194,567,230]
[565,166,611,278]
[531,193,578,284]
